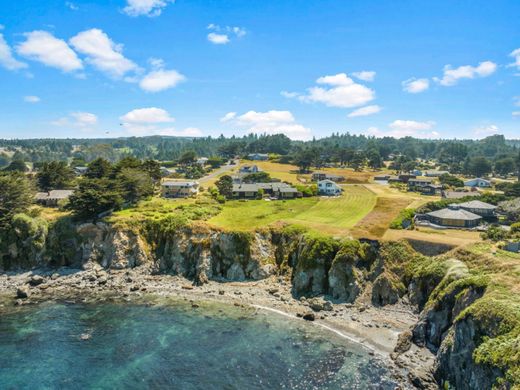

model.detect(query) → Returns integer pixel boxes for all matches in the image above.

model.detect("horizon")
[1,0,519,140]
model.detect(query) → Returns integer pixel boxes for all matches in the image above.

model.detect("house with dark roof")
[424,204,482,228]
[312,172,346,182]
[457,200,497,217]
[408,177,435,191]
[247,153,269,161]
[239,165,261,174]
[232,182,298,199]
[35,190,74,207]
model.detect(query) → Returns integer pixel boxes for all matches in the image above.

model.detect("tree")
[351,152,366,171]
[494,157,515,176]
[117,168,155,203]
[207,156,225,169]
[141,159,162,181]
[66,178,123,220]
[215,175,233,198]
[367,149,383,170]
[439,174,464,188]
[293,149,314,173]
[3,159,28,172]
[86,158,112,179]
[466,156,492,177]
[37,161,75,191]
[178,150,197,166]
[243,172,272,183]
[0,173,34,230]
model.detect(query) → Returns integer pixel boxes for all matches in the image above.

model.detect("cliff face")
[0,219,514,389]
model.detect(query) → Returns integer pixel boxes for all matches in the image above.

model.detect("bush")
[390,208,416,229]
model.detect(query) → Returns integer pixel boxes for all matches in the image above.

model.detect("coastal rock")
[302,312,315,321]
[371,272,404,306]
[394,330,412,354]
[16,287,30,299]
[28,275,45,286]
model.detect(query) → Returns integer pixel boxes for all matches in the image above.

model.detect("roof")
[443,191,481,199]
[458,200,497,210]
[233,184,261,192]
[464,177,491,183]
[279,187,298,193]
[233,182,295,192]
[162,181,198,187]
[426,208,482,221]
[35,190,74,200]
[409,177,434,182]
[318,179,338,185]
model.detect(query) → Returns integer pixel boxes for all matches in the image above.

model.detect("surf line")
[251,304,376,353]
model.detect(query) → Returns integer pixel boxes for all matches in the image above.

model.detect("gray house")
[425,205,482,228]
[457,200,497,217]
[35,190,74,207]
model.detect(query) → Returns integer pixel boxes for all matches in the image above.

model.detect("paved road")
[198,161,238,184]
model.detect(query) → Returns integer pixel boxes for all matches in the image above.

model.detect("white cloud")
[280,91,299,98]
[513,111,520,117]
[0,33,28,70]
[123,0,174,17]
[514,97,520,107]
[402,77,429,93]
[65,2,79,10]
[69,29,138,78]
[139,69,185,92]
[434,61,497,86]
[207,24,246,45]
[225,110,312,140]
[386,120,438,138]
[351,71,376,82]
[220,112,236,122]
[52,112,98,128]
[474,124,499,137]
[120,107,186,135]
[24,95,40,103]
[207,33,230,45]
[17,31,82,72]
[347,105,381,118]
[293,73,375,108]
[508,48,520,71]
[120,107,174,124]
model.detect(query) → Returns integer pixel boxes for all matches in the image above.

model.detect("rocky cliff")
[1,216,517,389]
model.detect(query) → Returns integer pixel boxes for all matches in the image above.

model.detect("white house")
[464,178,491,188]
[162,181,199,198]
[318,179,342,196]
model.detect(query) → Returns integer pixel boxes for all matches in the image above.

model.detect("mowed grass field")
[208,185,377,236]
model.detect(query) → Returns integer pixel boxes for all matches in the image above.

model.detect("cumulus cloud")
[385,120,438,138]
[139,69,185,92]
[402,77,429,93]
[123,0,174,17]
[17,31,82,72]
[509,48,520,71]
[119,107,200,136]
[120,107,174,124]
[347,105,381,118]
[207,24,246,45]
[65,2,79,10]
[70,29,138,78]
[434,61,497,86]
[513,111,520,117]
[291,73,375,108]
[52,112,98,128]
[24,95,40,103]
[351,71,376,82]
[0,33,28,70]
[474,124,499,137]
[224,110,312,140]
[220,112,236,122]
[280,91,299,98]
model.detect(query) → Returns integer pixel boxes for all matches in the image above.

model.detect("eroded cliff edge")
[1,216,518,389]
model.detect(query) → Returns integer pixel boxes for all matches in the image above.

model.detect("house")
[424,204,482,228]
[421,184,442,195]
[160,167,176,177]
[35,190,74,207]
[312,172,346,182]
[374,175,390,181]
[232,182,298,199]
[408,177,435,191]
[247,153,269,161]
[162,181,199,198]
[457,200,497,217]
[196,157,208,166]
[442,190,481,200]
[318,179,342,196]
[410,169,423,176]
[239,165,261,174]
[74,166,88,176]
[425,170,450,177]
[464,178,491,188]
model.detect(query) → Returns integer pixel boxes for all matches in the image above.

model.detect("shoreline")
[0,266,437,389]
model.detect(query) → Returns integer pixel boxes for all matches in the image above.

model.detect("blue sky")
[0,0,519,140]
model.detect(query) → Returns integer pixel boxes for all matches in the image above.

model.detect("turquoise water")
[0,301,398,389]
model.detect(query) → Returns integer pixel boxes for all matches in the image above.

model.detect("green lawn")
[208,185,377,236]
